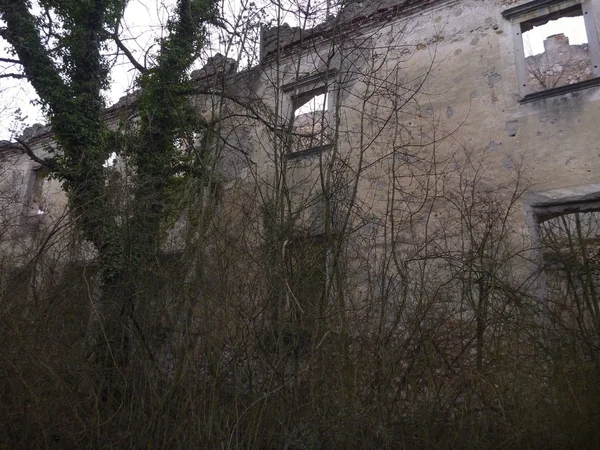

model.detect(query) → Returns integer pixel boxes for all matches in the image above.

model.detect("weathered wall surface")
[371,0,600,197]
[2,0,600,269]
[0,130,68,264]
[253,0,600,241]
[229,0,600,305]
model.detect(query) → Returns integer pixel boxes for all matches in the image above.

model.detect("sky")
[0,2,588,140]
[296,93,327,116]
[0,0,332,140]
[523,15,588,57]
[0,0,197,139]
[0,1,165,139]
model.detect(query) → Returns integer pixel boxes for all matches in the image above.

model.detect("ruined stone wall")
[0,127,69,266]
[3,0,600,269]
[525,34,593,92]
[245,0,600,300]
[258,0,600,225]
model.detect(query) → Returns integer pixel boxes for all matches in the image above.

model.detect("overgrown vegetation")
[1,0,600,448]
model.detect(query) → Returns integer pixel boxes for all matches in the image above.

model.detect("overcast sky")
[523,15,588,56]
[0,2,590,140]
[0,0,253,139]
[0,0,331,140]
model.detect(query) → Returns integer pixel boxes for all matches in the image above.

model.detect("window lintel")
[528,185,600,222]
[502,0,581,21]
[285,143,333,160]
[281,68,338,93]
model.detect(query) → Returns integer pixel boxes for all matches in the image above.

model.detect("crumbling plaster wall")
[0,126,69,263]
[252,0,600,243]
[4,0,600,262]
[240,0,600,308]
[0,145,31,259]
[379,0,600,193]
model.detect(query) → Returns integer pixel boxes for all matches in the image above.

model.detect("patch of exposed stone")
[106,91,138,111]
[525,34,593,92]
[262,24,304,58]
[191,53,238,80]
[21,123,52,141]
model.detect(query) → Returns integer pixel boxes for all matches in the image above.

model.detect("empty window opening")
[540,211,600,269]
[295,92,328,116]
[292,90,330,152]
[30,168,50,215]
[539,210,600,331]
[103,152,118,168]
[284,237,326,317]
[521,5,593,92]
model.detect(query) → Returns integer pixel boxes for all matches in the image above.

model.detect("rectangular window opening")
[285,236,327,314]
[30,167,50,215]
[540,210,600,270]
[521,4,593,92]
[538,209,600,335]
[291,89,331,153]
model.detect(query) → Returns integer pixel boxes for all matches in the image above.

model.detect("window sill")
[286,144,333,161]
[520,78,600,104]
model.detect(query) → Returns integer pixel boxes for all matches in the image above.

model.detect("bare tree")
[1,0,600,448]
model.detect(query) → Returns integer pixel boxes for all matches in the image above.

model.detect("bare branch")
[0,57,21,64]
[15,137,52,168]
[0,72,26,79]
[114,34,147,73]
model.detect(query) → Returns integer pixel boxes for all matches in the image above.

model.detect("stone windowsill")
[520,77,600,104]
[286,144,333,161]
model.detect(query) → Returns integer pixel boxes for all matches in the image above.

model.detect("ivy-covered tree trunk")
[0,0,215,401]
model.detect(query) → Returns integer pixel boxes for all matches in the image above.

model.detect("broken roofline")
[14,0,456,146]
[14,95,138,149]
[260,0,455,61]
[501,0,576,19]
[13,56,242,148]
